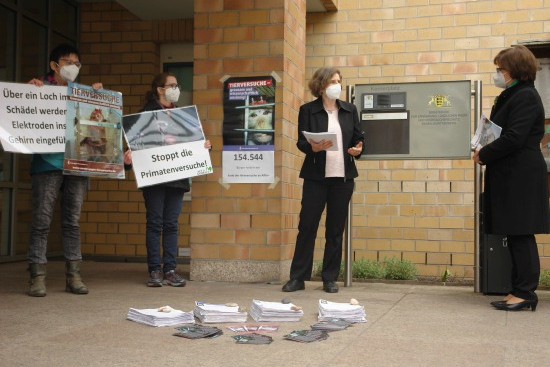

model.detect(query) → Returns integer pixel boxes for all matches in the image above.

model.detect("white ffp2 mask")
[493,71,507,89]
[164,87,180,103]
[59,64,80,82]
[325,83,342,100]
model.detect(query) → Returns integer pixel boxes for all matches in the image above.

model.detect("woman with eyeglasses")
[473,45,549,311]
[124,72,211,288]
[26,44,103,297]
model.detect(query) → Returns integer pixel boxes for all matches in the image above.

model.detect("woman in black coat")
[282,67,364,294]
[473,45,549,311]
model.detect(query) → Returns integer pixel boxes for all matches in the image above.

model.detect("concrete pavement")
[1,260,549,367]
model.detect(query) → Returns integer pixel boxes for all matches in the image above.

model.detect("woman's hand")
[123,149,132,165]
[472,147,483,165]
[28,78,44,87]
[204,140,212,150]
[348,141,363,157]
[309,139,333,152]
[92,82,103,90]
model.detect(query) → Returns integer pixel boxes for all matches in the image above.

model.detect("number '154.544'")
[233,153,263,161]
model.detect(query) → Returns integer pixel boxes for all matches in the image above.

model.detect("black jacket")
[479,81,549,234]
[297,97,364,180]
[136,99,190,192]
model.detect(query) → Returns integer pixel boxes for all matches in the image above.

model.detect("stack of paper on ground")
[284,330,329,343]
[173,324,223,339]
[226,324,279,333]
[193,301,248,323]
[318,299,366,323]
[127,306,194,327]
[250,299,304,322]
[232,333,274,344]
[311,319,352,331]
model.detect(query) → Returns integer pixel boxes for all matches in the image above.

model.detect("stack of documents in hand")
[470,114,502,150]
[249,299,304,322]
[127,306,194,327]
[317,299,366,323]
[193,301,248,323]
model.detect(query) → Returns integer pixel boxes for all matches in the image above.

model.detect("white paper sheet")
[302,131,339,151]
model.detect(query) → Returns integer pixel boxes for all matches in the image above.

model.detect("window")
[0,0,79,259]
[0,5,16,81]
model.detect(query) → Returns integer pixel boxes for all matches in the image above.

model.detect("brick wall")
[190,0,307,281]
[282,0,308,270]
[305,0,550,278]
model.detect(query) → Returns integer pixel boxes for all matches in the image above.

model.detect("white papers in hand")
[470,114,502,150]
[302,131,339,151]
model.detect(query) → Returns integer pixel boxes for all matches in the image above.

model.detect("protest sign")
[0,81,67,153]
[63,83,124,179]
[123,106,213,188]
[222,76,275,183]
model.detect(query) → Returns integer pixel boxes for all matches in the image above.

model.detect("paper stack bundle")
[249,299,304,322]
[193,301,248,323]
[127,306,194,327]
[283,329,329,343]
[173,324,223,339]
[317,299,366,323]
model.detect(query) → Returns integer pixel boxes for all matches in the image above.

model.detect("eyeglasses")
[496,67,505,73]
[58,58,82,68]
[164,84,180,90]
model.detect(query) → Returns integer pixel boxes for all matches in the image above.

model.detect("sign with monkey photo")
[63,82,125,178]
[222,76,275,184]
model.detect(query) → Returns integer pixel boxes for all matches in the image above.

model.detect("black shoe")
[282,279,305,292]
[494,299,538,312]
[323,281,339,293]
[490,300,507,308]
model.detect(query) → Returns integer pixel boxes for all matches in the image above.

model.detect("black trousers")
[507,234,540,300]
[289,178,355,282]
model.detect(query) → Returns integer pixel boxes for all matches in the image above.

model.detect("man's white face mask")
[58,64,80,83]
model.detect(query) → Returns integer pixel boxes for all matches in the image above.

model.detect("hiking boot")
[29,263,47,297]
[65,260,89,295]
[163,270,186,287]
[147,269,163,287]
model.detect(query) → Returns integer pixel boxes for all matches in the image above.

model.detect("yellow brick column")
[191,0,306,281]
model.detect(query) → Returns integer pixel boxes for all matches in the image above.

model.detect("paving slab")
[1,261,549,367]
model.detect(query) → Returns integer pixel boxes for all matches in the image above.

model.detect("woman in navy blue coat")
[124,73,211,288]
[474,45,549,311]
[282,67,364,294]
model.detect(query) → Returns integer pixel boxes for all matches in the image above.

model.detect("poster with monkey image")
[63,83,124,179]
[222,76,275,183]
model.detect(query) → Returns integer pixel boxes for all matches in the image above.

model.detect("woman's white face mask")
[493,71,508,89]
[325,83,342,100]
[164,87,180,103]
